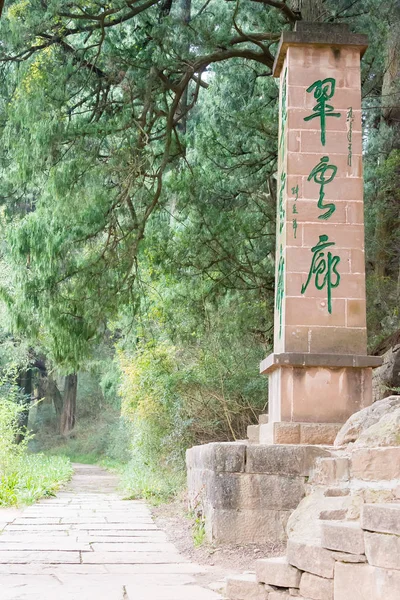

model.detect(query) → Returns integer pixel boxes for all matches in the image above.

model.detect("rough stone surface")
[208,473,305,511]
[207,507,290,544]
[354,406,400,447]
[0,464,221,600]
[321,521,365,554]
[364,531,400,570]
[334,562,400,600]
[186,443,246,474]
[299,572,334,600]
[335,395,400,446]
[287,487,361,545]
[350,448,400,480]
[372,342,400,403]
[225,573,269,600]
[287,541,335,579]
[246,445,331,477]
[310,457,350,485]
[255,556,302,588]
[361,503,400,535]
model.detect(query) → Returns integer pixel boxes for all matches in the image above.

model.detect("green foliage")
[0,374,72,506]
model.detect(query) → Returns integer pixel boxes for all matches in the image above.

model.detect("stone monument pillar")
[260,23,382,445]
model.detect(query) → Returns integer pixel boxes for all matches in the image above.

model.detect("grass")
[121,459,186,505]
[0,453,73,507]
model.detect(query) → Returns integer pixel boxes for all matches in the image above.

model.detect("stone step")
[321,521,365,555]
[255,556,301,588]
[225,573,269,600]
[259,422,341,445]
[361,503,400,535]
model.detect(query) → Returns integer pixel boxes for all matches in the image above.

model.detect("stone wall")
[225,446,400,599]
[186,442,330,544]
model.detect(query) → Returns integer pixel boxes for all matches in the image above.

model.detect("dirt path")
[0,464,223,600]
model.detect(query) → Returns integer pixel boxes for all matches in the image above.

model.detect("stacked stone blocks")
[186,442,331,544]
[225,503,400,599]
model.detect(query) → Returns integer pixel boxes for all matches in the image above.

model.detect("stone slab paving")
[0,464,222,600]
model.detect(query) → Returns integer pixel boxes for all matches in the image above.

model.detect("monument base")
[260,353,382,445]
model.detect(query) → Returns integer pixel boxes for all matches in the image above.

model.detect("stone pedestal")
[262,23,382,443]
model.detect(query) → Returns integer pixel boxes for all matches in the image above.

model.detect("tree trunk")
[46,376,64,425]
[15,368,33,444]
[60,373,78,437]
[290,0,327,22]
[177,0,192,136]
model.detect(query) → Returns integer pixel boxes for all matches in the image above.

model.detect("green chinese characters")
[304,78,341,146]
[276,245,285,338]
[278,171,287,233]
[308,156,337,220]
[301,235,341,314]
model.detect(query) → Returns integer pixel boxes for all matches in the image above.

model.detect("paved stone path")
[0,464,223,600]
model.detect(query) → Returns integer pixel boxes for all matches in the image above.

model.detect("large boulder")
[335,396,400,447]
[372,333,400,402]
[353,407,400,448]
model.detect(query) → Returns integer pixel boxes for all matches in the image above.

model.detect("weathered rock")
[309,456,350,485]
[186,443,246,473]
[225,573,269,600]
[268,592,291,600]
[207,507,289,544]
[245,445,331,477]
[287,541,335,579]
[372,338,400,403]
[208,472,305,511]
[334,562,400,600]
[335,396,400,446]
[350,448,400,480]
[321,521,365,555]
[361,503,400,535]
[364,531,400,570]
[287,487,362,545]
[255,556,301,588]
[299,572,333,600]
[354,407,400,447]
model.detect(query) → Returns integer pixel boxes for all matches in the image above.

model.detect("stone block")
[259,414,269,425]
[324,488,350,497]
[299,423,341,445]
[246,445,331,477]
[321,521,365,554]
[210,473,305,511]
[364,531,400,570]
[299,572,333,600]
[256,556,301,588]
[247,425,260,444]
[310,457,350,485]
[361,503,400,535]
[225,573,269,600]
[287,540,335,579]
[274,423,300,444]
[208,508,290,544]
[319,509,348,520]
[186,442,246,473]
[334,562,400,600]
[268,593,291,600]
[350,448,400,480]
